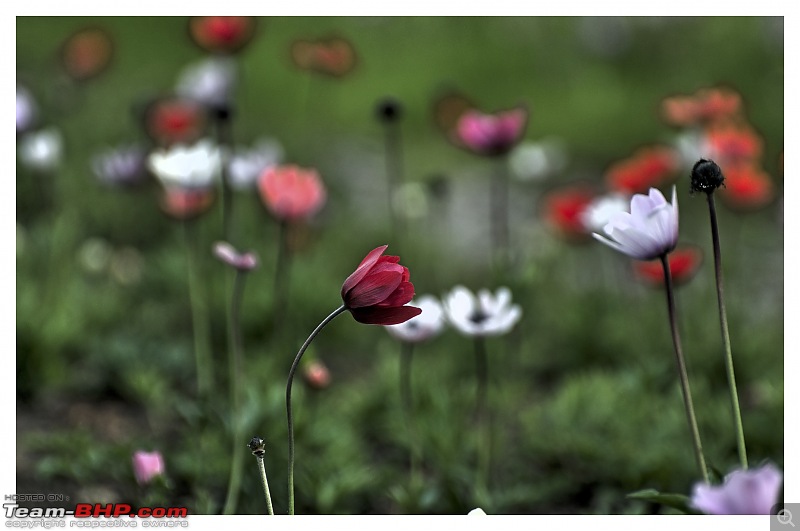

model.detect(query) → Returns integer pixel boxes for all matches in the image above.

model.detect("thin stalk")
[286,305,347,515]
[399,342,419,481]
[183,220,213,398]
[660,255,709,483]
[706,193,748,469]
[272,221,292,334]
[222,270,248,514]
[490,157,510,272]
[256,455,275,515]
[473,336,491,504]
[213,106,234,243]
[383,118,405,244]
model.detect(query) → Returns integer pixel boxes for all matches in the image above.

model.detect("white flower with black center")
[385,295,445,343]
[147,139,221,190]
[443,286,521,337]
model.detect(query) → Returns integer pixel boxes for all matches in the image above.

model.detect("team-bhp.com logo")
[5,496,188,528]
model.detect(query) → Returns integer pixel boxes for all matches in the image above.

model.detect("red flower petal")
[349,305,422,325]
[345,269,403,308]
[377,279,415,308]
[341,245,388,297]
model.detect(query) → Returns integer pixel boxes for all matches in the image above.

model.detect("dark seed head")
[690,158,725,194]
[376,97,403,123]
[248,436,265,457]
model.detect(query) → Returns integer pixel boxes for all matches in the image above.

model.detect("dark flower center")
[469,308,490,324]
[690,158,726,194]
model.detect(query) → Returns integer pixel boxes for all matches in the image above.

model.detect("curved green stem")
[706,193,748,469]
[183,220,213,398]
[660,255,709,483]
[286,305,347,515]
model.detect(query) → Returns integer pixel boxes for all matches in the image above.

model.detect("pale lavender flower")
[16,86,37,133]
[175,56,237,109]
[132,450,165,486]
[91,144,147,187]
[443,286,521,337]
[213,241,258,271]
[385,295,445,343]
[228,138,284,190]
[691,463,783,515]
[592,186,679,260]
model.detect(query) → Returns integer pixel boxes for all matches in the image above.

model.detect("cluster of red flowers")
[605,146,679,195]
[661,86,776,211]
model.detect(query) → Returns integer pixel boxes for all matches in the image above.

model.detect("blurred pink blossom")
[455,107,527,156]
[132,450,165,486]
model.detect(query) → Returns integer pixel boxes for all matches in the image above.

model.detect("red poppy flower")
[541,186,596,241]
[60,27,114,81]
[188,16,256,54]
[605,146,678,195]
[257,165,326,221]
[290,37,357,77]
[143,98,207,147]
[341,245,421,325]
[159,187,215,220]
[718,163,775,211]
[704,121,763,164]
[633,246,703,287]
[453,107,527,157]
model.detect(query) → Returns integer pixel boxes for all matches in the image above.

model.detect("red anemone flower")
[60,27,114,82]
[718,163,775,211]
[159,187,215,220]
[541,186,596,241]
[257,165,326,221]
[188,16,256,54]
[454,107,527,157]
[605,146,678,195]
[661,87,742,127]
[704,122,763,164]
[144,97,207,147]
[290,37,357,77]
[633,246,703,287]
[341,245,421,325]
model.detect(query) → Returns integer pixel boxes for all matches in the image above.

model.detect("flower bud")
[690,158,725,194]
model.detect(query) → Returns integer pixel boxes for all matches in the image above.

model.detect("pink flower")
[132,450,165,486]
[213,241,258,271]
[691,463,783,514]
[455,107,527,156]
[257,165,326,221]
[159,187,215,220]
[303,360,331,390]
[341,245,421,325]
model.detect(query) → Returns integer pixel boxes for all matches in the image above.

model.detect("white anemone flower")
[18,127,62,171]
[580,192,630,233]
[147,139,221,189]
[228,138,284,190]
[593,186,679,261]
[443,286,521,337]
[385,295,445,343]
[175,56,237,108]
[468,508,487,515]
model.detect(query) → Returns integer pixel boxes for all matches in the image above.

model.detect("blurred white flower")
[18,127,63,172]
[175,56,237,109]
[228,138,284,190]
[580,192,630,233]
[593,186,679,260]
[91,144,147,187]
[509,138,567,182]
[147,139,221,189]
[468,507,487,515]
[16,86,37,133]
[385,295,445,343]
[443,286,521,337]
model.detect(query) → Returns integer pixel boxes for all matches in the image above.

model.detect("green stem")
[473,336,491,505]
[660,255,709,483]
[213,109,234,243]
[490,157,510,274]
[183,220,213,398]
[256,455,275,515]
[222,270,248,514]
[706,193,748,469]
[273,221,291,324]
[383,117,405,245]
[399,342,419,482]
[286,305,347,515]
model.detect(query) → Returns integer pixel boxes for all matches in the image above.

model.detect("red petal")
[349,305,422,325]
[341,245,388,298]
[344,270,403,308]
[377,281,415,307]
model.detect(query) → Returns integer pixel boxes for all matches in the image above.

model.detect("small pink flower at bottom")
[132,450,165,486]
[691,463,783,515]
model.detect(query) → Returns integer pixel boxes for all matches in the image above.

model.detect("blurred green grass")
[16,16,783,515]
